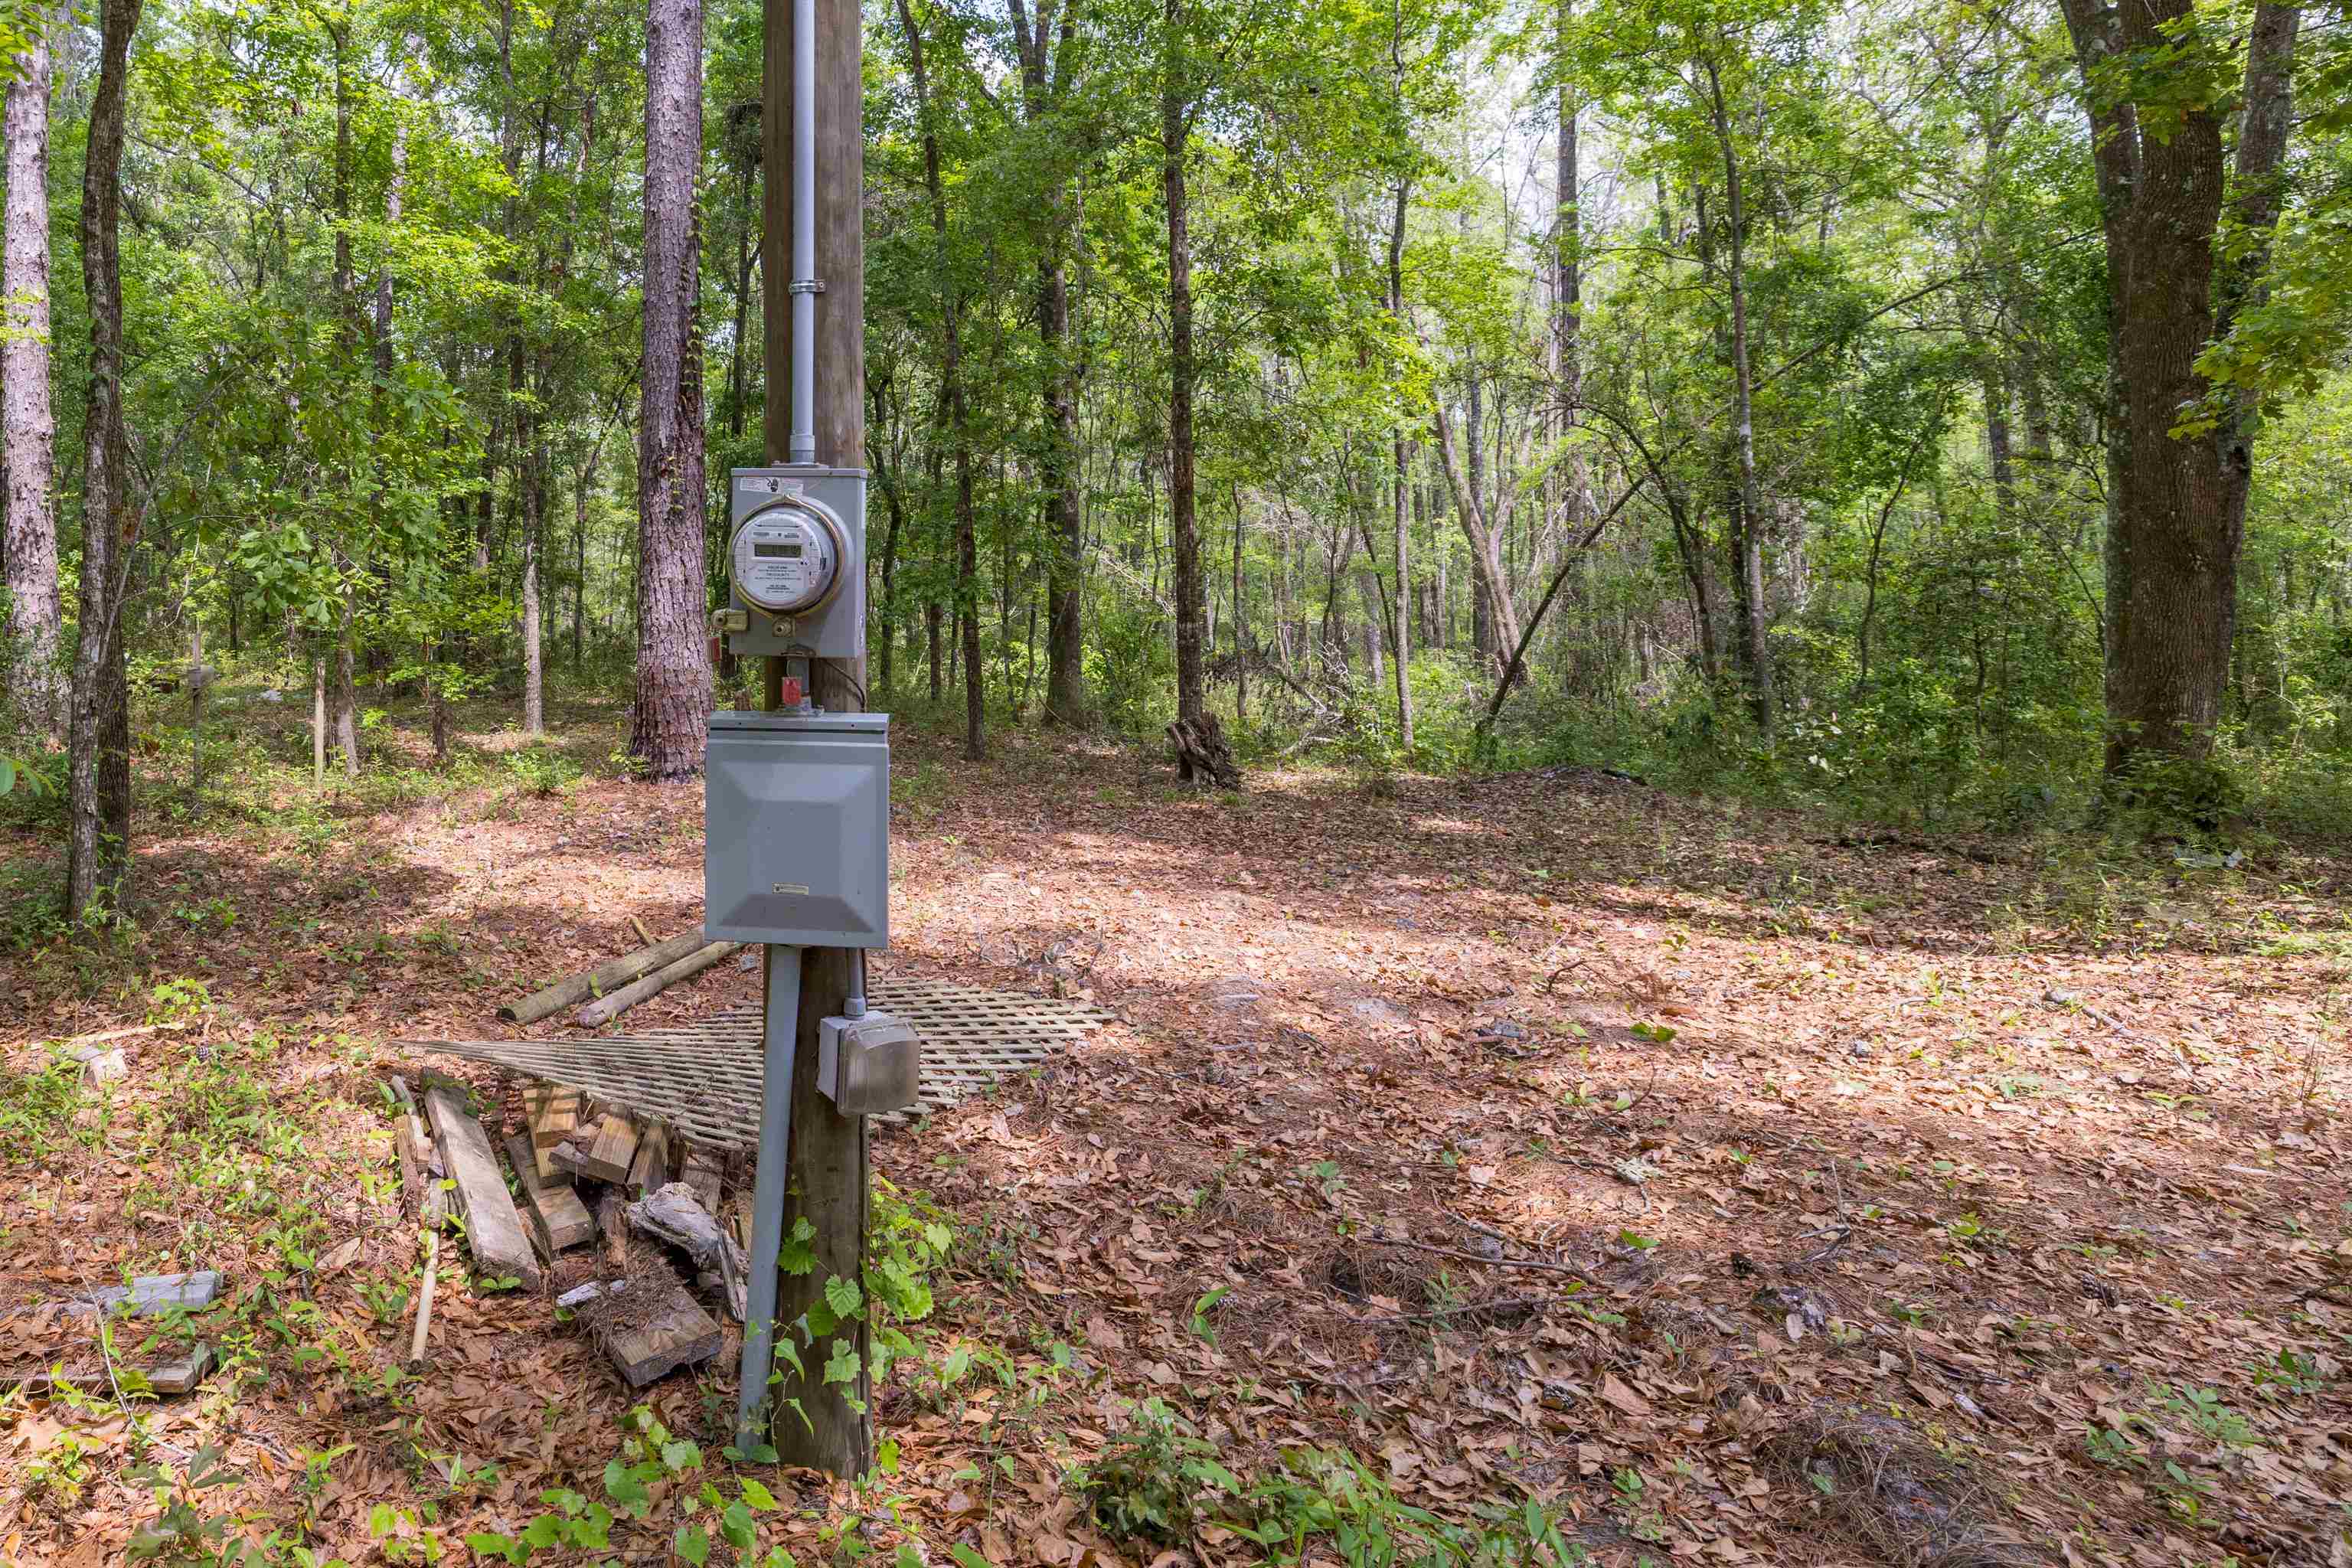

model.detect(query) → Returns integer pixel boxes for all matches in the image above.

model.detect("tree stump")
[1167,714,1242,790]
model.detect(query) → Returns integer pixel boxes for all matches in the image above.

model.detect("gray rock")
[557,1279,627,1310]
[82,1270,224,1317]
[72,1045,128,1084]
[144,1345,212,1394]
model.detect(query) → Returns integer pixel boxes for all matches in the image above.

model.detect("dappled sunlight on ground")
[0,697,2347,1565]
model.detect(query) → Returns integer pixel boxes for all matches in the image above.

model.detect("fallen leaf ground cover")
[0,691,2347,1567]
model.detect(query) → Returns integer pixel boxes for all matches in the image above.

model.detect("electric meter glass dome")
[730,500,845,616]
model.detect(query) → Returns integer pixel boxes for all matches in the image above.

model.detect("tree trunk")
[1704,57,1772,733]
[894,0,984,761]
[1230,482,1247,724]
[926,601,943,702]
[522,463,544,734]
[2058,0,2298,780]
[574,470,589,667]
[1429,398,1523,667]
[1982,361,2014,522]
[1008,0,1087,729]
[1163,0,1204,724]
[1388,177,1413,750]
[335,599,360,778]
[3,9,64,743]
[64,0,141,923]
[632,0,711,779]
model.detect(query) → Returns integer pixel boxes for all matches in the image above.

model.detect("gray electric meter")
[720,466,867,660]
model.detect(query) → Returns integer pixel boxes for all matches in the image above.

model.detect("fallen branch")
[1348,1294,1563,1325]
[501,932,709,1024]
[576,942,742,1028]
[1364,1233,1608,1294]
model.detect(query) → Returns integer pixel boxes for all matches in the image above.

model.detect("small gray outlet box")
[817,1011,922,1116]
[704,710,890,947]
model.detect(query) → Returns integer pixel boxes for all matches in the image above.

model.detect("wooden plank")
[601,1281,720,1387]
[583,1112,639,1183]
[424,1087,543,1290]
[678,1144,722,1212]
[505,1133,595,1255]
[628,1122,672,1194]
[555,1112,638,1185]
[524,1083,586,1182]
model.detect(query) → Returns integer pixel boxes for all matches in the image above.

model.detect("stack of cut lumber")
[402,1073,740,1388]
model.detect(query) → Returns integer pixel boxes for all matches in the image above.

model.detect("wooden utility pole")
[756,0,869,1478]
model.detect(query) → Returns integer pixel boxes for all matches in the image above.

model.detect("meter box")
[720,466,867,660]
[704,710,890,948]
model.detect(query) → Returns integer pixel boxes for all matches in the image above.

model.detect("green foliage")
[503,745,583,799]
[1070,1398,1243,1545]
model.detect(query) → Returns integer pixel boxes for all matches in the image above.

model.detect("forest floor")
[0,689,2348,1568]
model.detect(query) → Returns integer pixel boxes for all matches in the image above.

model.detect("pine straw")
[1758,1408,2028,1568]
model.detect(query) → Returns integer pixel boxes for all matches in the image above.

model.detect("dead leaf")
[1600,1374,1653,1417]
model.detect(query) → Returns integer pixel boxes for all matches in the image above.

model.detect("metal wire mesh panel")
[399,981,1109,1150]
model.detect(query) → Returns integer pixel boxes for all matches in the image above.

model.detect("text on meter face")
[735,507,838,613]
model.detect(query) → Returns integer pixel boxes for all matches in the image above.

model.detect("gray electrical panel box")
[704,710,890,948]
[720,466,867,661]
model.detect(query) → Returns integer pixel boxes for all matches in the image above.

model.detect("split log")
[424,1087,543,1290]
[505,1133,596,1255]
[596,1192,629,1272]
[574,942,741,1028]
[500,932,707,1024]
[626,1182,749,1321]
[1166,714,1242,791]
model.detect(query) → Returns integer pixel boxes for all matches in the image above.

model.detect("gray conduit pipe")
[788,0,817,464]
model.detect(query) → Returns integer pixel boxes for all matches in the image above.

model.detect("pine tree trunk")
[3,10,64,743]
[631,0,711,779]
[64,0,141,923]
[1163,0,1204,725]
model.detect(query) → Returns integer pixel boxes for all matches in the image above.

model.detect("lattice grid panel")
[401,980,1109,1150]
